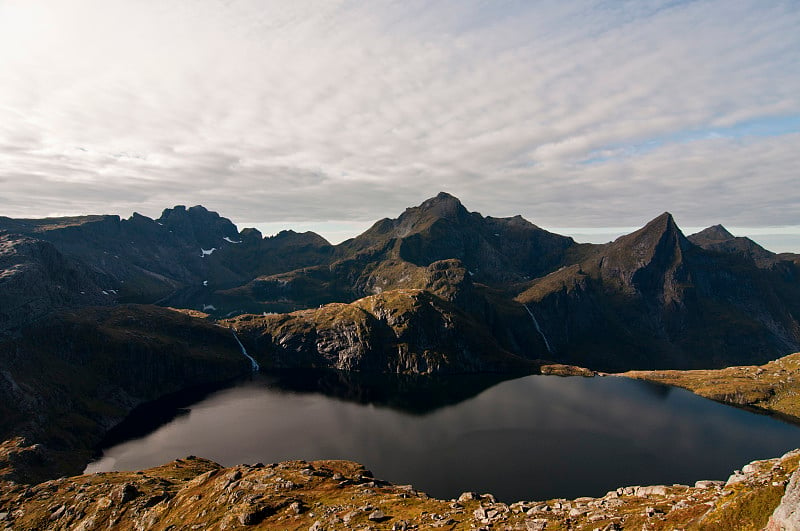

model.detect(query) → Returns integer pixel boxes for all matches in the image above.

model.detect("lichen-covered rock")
[768,465,800,531]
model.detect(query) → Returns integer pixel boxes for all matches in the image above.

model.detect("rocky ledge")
[1,447,798,530]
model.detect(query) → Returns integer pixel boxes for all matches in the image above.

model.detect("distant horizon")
[9,202,798,254]
[252,221,800,254]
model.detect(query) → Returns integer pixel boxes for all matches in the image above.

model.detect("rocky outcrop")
[768,465,800,530]
[1,448,797,530]
[228,287,536,375]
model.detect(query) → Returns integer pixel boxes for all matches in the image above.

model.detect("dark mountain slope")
[1,197,798,375]
[337,192,581,285]
[0,304,252,481]
[221,193,587,321]
[0,232,111,337]
[518,214,800,370]
[227,257,547,368]
[689,224,777,266]
[0,207,333,313]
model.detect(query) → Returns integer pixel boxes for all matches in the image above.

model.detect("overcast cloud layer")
[1,0,798,240]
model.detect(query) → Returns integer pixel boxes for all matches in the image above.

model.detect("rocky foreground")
[0,443,799,530]
[624,352,800,423]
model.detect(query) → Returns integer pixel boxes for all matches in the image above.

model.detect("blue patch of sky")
[581,114,800,165]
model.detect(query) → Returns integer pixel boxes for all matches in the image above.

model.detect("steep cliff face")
[156,205,240,249]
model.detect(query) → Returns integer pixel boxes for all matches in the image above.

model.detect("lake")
[85,371,800,502]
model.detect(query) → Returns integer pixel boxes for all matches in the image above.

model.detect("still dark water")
[85,371,800,502]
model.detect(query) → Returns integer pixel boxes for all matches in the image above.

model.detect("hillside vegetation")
[625,352,800,422]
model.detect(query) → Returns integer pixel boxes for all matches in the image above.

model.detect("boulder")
[458,491,478,502]
[694,480,724,489]
[767,467,800,531]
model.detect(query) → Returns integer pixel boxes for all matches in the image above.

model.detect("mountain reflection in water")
[86,371,800,502]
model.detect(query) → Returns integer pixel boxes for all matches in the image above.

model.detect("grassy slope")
[624,352,800,423]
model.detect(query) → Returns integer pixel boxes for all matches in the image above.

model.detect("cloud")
[0,0,798,233]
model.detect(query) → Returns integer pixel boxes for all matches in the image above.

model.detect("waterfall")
[232,329,260,371]
[524,304,553,355]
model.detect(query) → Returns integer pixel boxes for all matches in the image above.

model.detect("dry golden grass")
[624,352,800,423]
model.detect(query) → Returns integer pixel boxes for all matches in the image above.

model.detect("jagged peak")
[158,204,219,220]
[688,225,775,261]
[638,212,684,238]
[647,211,676,227]
[609,212,689,258]
[156,205,239,246]
[689,224,735,242]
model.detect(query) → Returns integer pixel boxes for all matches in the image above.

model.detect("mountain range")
[2,192,800,481]
[2,192,799,371]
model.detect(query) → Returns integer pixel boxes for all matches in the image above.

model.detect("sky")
[1,0,799,250]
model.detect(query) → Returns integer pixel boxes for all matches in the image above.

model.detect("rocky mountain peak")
[270,230,331,247]
[609,212,689,261]
[157,205,239,248]
[595,212,692,301]
[687,224,775,265]
[239,227,263,242]
[691,224,736,242]
[642,211,681,235]
[408,192,470,222]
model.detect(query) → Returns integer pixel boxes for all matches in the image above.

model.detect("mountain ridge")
[2,194,799,372]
